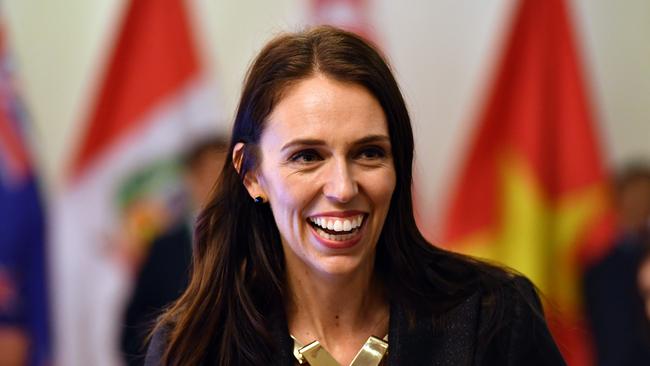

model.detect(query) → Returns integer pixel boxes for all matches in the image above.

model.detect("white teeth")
[333,220,342,232]
[309,214,364,233]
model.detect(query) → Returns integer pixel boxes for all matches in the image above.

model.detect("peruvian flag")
[51,0,221,364]
[442,0,614,365]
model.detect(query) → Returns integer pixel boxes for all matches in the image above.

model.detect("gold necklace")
[291,334,388,366]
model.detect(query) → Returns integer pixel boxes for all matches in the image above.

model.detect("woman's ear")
[232,142,265,200]
[232,142,246,175]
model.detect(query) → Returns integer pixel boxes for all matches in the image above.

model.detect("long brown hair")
[155,25,513,365]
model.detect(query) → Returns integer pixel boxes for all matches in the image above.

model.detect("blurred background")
[0,0,649,365]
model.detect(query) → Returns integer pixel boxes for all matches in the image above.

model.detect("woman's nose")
[323,160,358,203]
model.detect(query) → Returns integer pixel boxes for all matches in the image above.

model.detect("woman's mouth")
[307,214,366,247]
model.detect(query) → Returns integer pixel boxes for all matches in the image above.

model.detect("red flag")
[70,0,200,179]
[442,0,614,364]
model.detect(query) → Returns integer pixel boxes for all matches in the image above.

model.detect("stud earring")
[254,196,265,204]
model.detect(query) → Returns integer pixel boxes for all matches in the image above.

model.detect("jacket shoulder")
[477,274,566,365]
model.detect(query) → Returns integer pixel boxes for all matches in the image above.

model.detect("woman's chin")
[281,230,377,279]
[310,255,375,279]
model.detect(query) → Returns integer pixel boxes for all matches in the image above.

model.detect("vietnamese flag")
[442,0,614,365]
[51,0,221,364]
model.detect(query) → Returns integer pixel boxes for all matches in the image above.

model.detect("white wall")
[4,0,650,231]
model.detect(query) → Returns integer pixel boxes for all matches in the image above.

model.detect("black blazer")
[144,275,565,365]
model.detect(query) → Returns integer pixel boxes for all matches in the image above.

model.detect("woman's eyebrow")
[354,135,391,145]
[280,139,325,152]
[280,134,390,152]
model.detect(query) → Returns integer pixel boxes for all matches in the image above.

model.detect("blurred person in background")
[584,162,650,366]
[121,136,228,366]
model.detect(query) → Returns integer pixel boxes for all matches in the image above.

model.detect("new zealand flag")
[0,19,50,366]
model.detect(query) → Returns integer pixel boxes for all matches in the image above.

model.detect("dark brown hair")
[155,25,514,365]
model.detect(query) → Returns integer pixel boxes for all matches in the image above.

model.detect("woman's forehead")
[262,75,388,146]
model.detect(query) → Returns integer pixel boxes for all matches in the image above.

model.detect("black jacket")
[144,275,565,365]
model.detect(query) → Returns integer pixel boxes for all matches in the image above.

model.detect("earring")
[254,196,265,204]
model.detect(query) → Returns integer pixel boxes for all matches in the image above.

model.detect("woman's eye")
[289,149,322,164]
[358,146,386,160]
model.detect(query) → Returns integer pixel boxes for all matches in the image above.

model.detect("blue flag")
[0,23,50,366]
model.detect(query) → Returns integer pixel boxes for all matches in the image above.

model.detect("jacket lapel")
[269,306,299,366]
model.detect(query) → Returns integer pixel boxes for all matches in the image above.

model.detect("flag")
[441,0,614,365]
[51,0,221,364]
[0,16,50,366]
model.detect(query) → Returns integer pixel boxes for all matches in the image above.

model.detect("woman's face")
[251,75,396,278]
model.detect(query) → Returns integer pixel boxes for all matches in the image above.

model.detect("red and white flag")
[51,0,221,364]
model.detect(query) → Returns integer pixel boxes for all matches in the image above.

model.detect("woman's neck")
[285,262,389,365]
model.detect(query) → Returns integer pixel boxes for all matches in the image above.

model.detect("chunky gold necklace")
[291,334,388,366]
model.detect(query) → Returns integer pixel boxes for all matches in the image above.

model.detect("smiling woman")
[145,26,566,366]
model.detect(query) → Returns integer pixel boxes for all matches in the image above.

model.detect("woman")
[146,26,565,365]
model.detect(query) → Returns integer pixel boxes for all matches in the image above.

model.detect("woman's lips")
[307,213,367,249]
